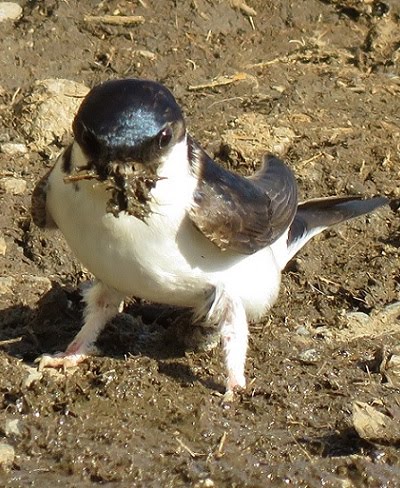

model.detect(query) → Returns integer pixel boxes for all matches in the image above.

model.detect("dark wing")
[188,141,298,255]
[31,167,56,228]
[286,195,388,263]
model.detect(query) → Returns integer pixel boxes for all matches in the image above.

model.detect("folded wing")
[188,144,298,254]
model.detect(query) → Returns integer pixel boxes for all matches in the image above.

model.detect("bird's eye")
[158,126,173,149]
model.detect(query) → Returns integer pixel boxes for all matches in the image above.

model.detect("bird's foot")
[36,281,124,371]
[36,352,87,370]
[222,373,246,402]
[36,339,97,371]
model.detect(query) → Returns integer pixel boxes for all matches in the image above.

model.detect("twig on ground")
[84,15,145,26]
[188,72,254,91]
[176,437,206,458]
[230,0,257,16]
[0,336,22,347]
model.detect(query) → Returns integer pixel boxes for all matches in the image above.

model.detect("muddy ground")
[0,0,400,486]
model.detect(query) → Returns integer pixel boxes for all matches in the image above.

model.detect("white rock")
[295,325,310,336]
[298,348,320,363]
[22,365,43,388]
[1,142,28,155]
[345,311,371,326]
[0,276,14,294]
[3,419,21,437]
[21,274,52,293]
[0,236,6,255]
[21,79,89,151]
[0,442,15,470]
[0,2,22,22]
[0,177,27,194]
[195,479,215,488]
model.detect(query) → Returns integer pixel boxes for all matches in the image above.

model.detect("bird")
[31,78,388,396]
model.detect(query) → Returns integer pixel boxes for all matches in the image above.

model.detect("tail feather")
[286,195,388,263]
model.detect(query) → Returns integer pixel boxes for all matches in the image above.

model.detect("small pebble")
[22,365,43,388]
[0,236,6,256]
[0,177,27,194]
[298,348,320,364]
[195,479,215,488]
[295,325,310,337]
[0,276,14,294]
[1,142,28,155]
[22,275,52,293]
[3,419,21,437]
[0,442,15,470]
[0,2,22,22]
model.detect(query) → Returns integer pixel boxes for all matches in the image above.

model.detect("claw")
[35,281,124,372]
[36,351,89,371]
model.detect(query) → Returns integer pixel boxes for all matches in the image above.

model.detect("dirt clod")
[19,79,89,151]
[0,2,21,22]
[352,401,400,443]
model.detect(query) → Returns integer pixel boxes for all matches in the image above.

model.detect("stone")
[3,419,21,437]
[0,236,6,256]
[21,79,89,151]
[0,2,22,22]
[22,365,43,388]
[22,275,52,293]
[1,142,28,155]
[0,177,27,194]
[0,276,14,294]
[0,442,15,470]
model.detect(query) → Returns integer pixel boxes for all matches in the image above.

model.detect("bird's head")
[73,78,186,178]
[71,78,186,218]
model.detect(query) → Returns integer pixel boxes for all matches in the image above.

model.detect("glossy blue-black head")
[72,79,186,177]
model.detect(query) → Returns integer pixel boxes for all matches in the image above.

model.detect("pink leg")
[202,285,249,397]
[38,281,124,370]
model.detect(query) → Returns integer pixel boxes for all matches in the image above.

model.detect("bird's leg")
[37,281,124,370]
[199,285,249,395]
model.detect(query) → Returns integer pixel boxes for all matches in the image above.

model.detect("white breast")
[47,138,284,316]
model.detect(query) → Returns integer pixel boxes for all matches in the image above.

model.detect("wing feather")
[188,141,298,254]
[31,167,56,228]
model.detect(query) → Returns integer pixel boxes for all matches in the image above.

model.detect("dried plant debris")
[83,15,145,26]
[221,113,296,169]
[188,72,255,91]
[352,401,400,444]
[364,16,400,67]
[378,346,400,388]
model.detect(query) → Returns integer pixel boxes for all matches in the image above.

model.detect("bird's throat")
[63,152,161,222]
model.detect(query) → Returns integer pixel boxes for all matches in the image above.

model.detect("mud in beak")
[105,160,163,221]
[63,158,162,221]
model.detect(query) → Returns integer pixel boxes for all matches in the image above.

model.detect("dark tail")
[286,195,388,263]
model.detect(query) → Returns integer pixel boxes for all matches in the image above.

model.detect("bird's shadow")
[298,427,374,458]
[0,282,223,392]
